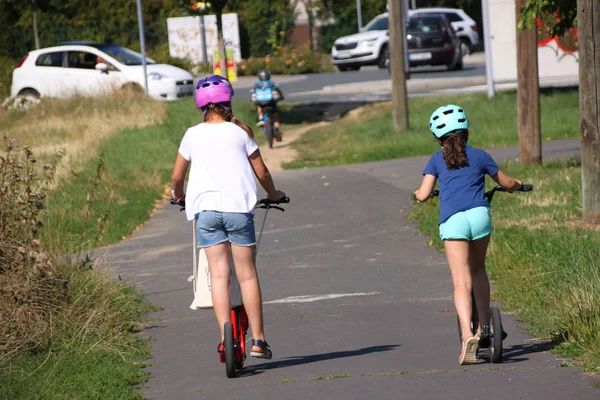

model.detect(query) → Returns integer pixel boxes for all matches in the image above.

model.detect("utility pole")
[356,0,363,30]
[32,0,40,49]
[481,0,495,97]
[515,0,541,164]
[136,0,149,95]
[578,0,600,224]
[388,0,408,132]
[190,1,210,66]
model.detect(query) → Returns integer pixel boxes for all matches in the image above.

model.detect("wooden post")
[216,11,228,79]
[388,0,408,132]
[578,0,600,224]
[515,0,541,164]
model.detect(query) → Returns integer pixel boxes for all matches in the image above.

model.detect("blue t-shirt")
[423,145,500,225]
[253,80,278,89]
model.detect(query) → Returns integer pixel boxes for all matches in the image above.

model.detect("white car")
[11,43,195,101]
[410,8,480,55]
[331,12,391,71]
[331,8,479,71]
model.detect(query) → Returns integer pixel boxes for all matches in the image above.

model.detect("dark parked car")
[406,14,463,70]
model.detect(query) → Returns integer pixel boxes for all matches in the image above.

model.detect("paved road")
[232,53,486,104]
[101,138,599,399]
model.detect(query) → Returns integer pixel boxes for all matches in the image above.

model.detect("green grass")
[0,349,150,399]
[0,261,156,399]
[409,159,600,371]
[283,88,580,169]
[39,97,322,254]
[40,98,258,254]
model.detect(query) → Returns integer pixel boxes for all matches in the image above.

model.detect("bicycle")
[261,104,278,149]
[170,196,290,378]
[428,184,533,363]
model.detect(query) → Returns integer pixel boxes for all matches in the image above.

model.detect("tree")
[297,0,317,50]
[516,0,541,165]
[237,0,294,57]
[520,0,600,224]
[388,0,408,131]
[317,0,387,52]
[576,0,600,224]
[203,0,229,78]
[518,0,576,37]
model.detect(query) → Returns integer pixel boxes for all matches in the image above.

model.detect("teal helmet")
[429,105,469,138]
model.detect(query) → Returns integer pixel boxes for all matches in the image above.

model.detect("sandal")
[459,337,479,365]
[217,341,225,363]
[250,339,272,359]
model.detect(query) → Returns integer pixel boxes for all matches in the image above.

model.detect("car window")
[363,16,389,31]
[67,52,100,69]
[407,18,442,34]
[35,52,64,67]
[444,12,463,23]
[95,45,155,66]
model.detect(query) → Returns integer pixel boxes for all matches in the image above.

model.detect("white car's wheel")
[377,45,390,69]
[460,40,471,57]
[6,89,41,111]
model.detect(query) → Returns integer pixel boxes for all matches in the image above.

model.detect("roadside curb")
[230,75,308,90]
[321,75,487,95]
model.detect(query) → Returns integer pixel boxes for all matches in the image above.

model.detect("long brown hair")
[440,130,469,169]
[204,103,255,138]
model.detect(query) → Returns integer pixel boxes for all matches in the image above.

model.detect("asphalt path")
[100,138,599,399]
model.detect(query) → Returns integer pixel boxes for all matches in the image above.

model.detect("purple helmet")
[195,75,234,113]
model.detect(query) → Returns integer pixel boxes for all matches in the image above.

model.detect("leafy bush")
[148,43,196,73]
[237,43,334,76]
[0,57,16,101]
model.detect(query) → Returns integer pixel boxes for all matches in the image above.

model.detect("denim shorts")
[195,211,256,248]
[439,206,492,241]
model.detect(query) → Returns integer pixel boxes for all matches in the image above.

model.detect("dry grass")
[493,210,579,230]
[0,92,166,187]
[0,101,159,365]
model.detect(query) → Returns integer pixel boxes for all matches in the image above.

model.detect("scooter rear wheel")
[224,322,236,378]
[489,307,503,363]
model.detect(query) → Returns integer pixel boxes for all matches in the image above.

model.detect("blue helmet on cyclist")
[257,69,270,81]
[429,104,469,139]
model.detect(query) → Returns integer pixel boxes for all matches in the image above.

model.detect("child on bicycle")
[413,104,522,365]
[171,75,286,360]
[250,68,284,140]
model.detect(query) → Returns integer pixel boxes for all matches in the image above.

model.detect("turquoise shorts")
[439,206,492,241]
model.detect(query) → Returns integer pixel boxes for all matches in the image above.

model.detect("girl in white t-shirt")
[171,75,286,360]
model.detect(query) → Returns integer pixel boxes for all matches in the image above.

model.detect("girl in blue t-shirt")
[414,104,522,365]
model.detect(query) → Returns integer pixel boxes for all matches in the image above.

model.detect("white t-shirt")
[178,121,259,221]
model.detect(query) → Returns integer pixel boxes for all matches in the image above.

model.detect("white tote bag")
[189,219,243,310]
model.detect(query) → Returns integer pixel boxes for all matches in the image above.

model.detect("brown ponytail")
[204,104,255,139]
[441,130,469,169]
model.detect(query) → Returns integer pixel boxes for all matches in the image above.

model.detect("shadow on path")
[240,344,400,377]
[476,341,556,364]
